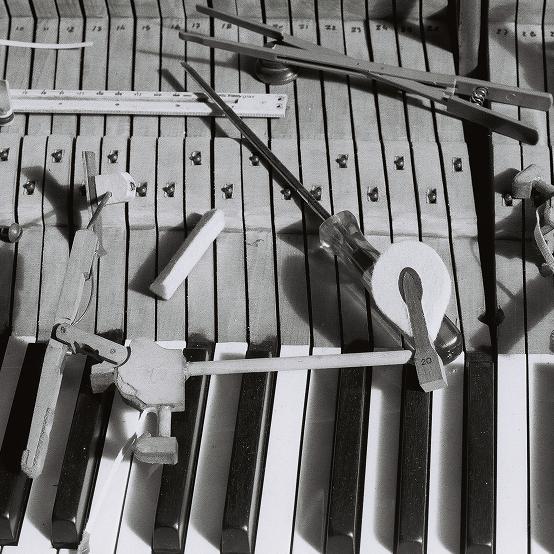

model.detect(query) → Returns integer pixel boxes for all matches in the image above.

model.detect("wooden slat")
[105,16,133,136]
[156,137,186,340]
[53,16,85,135]
[0,135,21,332]
[160,14,186,137]
[79,17,109,136]
[36,136,73,341]
[26,17,57,135]
[12,136,46,338]
[133,9,161,136]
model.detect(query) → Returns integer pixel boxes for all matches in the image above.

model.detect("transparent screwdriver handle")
[319,210,462,363]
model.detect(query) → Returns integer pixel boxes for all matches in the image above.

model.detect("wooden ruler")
[0,85,288,119]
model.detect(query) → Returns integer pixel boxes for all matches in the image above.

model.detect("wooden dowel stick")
[187,350,413,376]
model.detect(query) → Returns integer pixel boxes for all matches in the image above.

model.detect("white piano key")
[184,342,247,554]
[292,347,340,554]
[254,345,309,554]
[529,354,554,554]
[3,353,86,554]
[427,354,464,554]
[496,354,528,553]
[82,390,141,552]
[114,341,186,554]
[359,362,403,553]
[0,337,33,446]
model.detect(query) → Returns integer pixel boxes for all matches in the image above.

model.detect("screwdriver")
[182,62,463,364]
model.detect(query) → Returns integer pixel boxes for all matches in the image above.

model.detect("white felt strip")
[0,39,92,49]
[150,209,225,300]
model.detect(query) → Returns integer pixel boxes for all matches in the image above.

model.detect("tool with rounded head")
[183,62,462,364]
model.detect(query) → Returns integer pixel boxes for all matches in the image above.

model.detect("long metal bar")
[179,22,552,111]
[182,62,331,222]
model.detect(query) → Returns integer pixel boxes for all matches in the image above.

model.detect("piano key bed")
[0,0,549,552]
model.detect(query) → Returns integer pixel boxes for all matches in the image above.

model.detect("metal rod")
[182,62,332,223]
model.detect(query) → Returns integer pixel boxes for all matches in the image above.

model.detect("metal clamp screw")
[452,157,463,172]
[51,149,63,163]
[394,156,404,170]
[368,187,379,202]
[163,182,176,198]
[336,154,348,168]
[0,148,9,162]
[23,180,36,195]
[190,151,202,165]
[107,150,119,164]
[221,183,233,199]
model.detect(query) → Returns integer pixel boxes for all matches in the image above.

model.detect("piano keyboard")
[0,0,551,552]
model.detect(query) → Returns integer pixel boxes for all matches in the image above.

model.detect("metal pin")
[503,193,513,206]
[0,148,9,161]
[249,154,260,166]
[427,188,437,204]
[452,157,463,172]
[190,151,202,165]
[51,149,63,163]
[221,183,233,199]
[394,156,404,170]
[310,186,322,201]
[163,182,176,198]
[368,187,379,202]
[23,180,35,195]
[281,187,292,200]
[136,182,148,197]
[107,150,119,163]
[336,154,348,168]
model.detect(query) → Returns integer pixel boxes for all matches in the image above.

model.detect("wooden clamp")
[53,324,414,464]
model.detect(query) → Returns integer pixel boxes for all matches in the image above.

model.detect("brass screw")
[394,156,404,170]
[107,150,119,163]
[190,151,202,165]
[368,187,379,202]
[51,149,63,163]
[221,183,234,199]
[453,157,463,172]
[336,154,348,168]
[0,148,9,162]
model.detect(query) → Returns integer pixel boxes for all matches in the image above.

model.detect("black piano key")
[0,342,46,545]
[394,364,431,554]
[51,356,114,548]
[221,344,276,554]
[152,342,213,554]
[463,352,495,554]
[326,362,370,554]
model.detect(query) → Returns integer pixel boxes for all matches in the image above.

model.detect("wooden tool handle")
[187,350,413,376]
